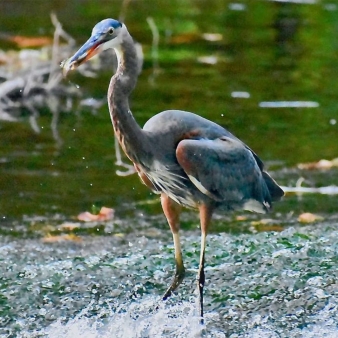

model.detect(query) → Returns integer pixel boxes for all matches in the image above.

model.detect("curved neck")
[108,26,149,164]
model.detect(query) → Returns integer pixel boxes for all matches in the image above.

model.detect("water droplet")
[42,281,54,288]
[39,308,47,316]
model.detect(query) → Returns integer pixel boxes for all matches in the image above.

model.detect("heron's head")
[61,18,123,76]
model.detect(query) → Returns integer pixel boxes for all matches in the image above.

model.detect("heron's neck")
[108,28,149,164]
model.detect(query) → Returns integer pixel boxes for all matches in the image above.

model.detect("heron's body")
[144,109,238,209]
[134,109,274,214]
[63,18,284,323]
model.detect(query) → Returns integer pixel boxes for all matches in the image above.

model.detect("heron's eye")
[108,27,114,35]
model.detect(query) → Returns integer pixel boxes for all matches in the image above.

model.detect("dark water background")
[0,1,338,337]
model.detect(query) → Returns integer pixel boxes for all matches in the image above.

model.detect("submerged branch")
[0,13,99,145]
[146,17,160,85]
[282,178,338,195]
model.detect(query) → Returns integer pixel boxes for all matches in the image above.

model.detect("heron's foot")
[197,266,205,324]
[115,161,136,176]
[162,266,185,301]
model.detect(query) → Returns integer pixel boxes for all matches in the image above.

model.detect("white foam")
[42,298,205,338]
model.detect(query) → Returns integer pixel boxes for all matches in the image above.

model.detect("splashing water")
[26,296,338,338]
[41,298,206,338]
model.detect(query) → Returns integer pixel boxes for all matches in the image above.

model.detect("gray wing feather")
[176,136,271,209]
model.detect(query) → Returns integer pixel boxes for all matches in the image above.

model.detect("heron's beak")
[61,34,102,77]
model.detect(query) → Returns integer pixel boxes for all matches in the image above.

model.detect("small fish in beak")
[61,34,102,77]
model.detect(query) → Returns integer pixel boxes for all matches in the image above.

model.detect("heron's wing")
[176,136,271,212]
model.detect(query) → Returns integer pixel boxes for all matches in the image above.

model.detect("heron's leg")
[160,194,185,300]
[197,204,213,323]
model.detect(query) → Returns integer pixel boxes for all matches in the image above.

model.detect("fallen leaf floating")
[59,223,80,231]
[251,219,284,232]
[235,215,247,221]
[42,234,82,243]
[0,33,53,48]
[298,158,338,170]
[251,218,278,226]
[77,207,114,222]
[298,212,324,223]
[254,224,284,232]
[170,32,200,44]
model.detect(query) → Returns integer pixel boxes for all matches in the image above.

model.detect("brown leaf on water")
[298,212,324,223]
[251,219,284,232]
[169,32,200,44]
[235,215,247,221]
[0,32,53,48]
[77,207,114,222]
[251,219,276,225]
[1,34,53,48]
[42,234,82,243]
[59,223,80,231]
[114,233,125,237]
[256,225,284,232]
[298,158,338,170]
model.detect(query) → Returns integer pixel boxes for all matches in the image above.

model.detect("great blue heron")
[62,18,284,322]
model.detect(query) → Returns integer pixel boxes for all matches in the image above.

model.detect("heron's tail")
[262,171,284,201]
